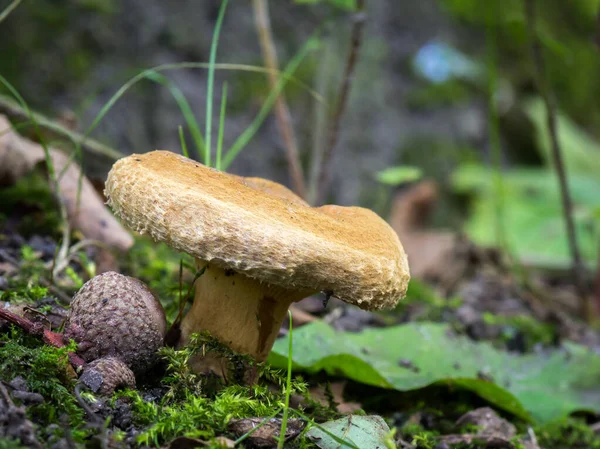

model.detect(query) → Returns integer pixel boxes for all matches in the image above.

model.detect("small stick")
[0,94,122,161]
[253,0,306,199]
[524,0,591,318]
[315,0,366,204]
[0,306,85,368]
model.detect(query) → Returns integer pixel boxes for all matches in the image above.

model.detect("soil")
[1,197,600,448]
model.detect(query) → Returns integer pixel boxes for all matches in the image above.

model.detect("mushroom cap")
[105,151,410,310]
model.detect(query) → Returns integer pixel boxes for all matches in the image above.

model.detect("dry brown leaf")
[289,304,318,327]
[309,381,362,414]
[0,115,133,251]
[390,180,458,280]
[228,417,304,448]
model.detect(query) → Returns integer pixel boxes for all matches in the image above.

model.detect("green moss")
[110,331,342,448]
[0,171,62,237]
[534,417,600,449]
[0,438,29,449]
[400,423,439,449]
[0,328,90,444]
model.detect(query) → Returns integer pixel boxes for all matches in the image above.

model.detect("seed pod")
[79,357,136,395]
[64,272,166,375]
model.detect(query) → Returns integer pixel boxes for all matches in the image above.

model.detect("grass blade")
[291,409,361,449]
[216,82,228,171]
[78,62,323,157]
[277,310,294,449]
[145,70,205,159]
[205,0,229,168]
[178,126,189,158]
[0,0,22,24]
[222,35,319,170]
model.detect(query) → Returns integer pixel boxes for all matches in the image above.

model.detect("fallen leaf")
[227,417,304,448]
[306,415,391,449]
[389,180,458,280]
[0,115,133,251]
[270,321,600,423]
[309,381,362,414]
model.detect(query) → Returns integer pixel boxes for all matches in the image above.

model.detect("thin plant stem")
[205,0,229,167]
[147,71,205,159]
[234,408,282,445]
[222,34,319,170]
[0,0,23,24]
[307,30,334,205]
[485,10,506,249]
[315,0,366,204]
[0,76,72,278]
[277,310,294,449]
[253,0,307,199]
[216,82,228,171]
[523,0,590,317]
[0,94,122,160]
[178,126,189,158]
[291,409,361,449]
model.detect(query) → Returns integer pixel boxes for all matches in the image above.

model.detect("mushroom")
[104,151,409,363]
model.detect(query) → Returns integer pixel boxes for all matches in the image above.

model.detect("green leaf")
[375,166,423,186]
[524,97,600,176]
[295,0,357,11]
[452,163,600,268]
[269,321,600,423]
[306,416,390,449]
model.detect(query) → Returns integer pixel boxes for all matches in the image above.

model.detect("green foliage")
[482,313,556,350]
[114,330,314,447]
[0,328,89,442]
[441,0,600,129]
[406,79,472,109]
[376,166,423,186]
[305,415,390,449]
[145,71,205,160]
[399,423,439,449]
[390,279,461,323]
[125,238,191,324]
[535,417,600,449]
[524,97,600,175]
[0,171,61,236]
[295,0,357,10]
[452,163,600,268]
[269,321,600,423]
[0,438,28,449]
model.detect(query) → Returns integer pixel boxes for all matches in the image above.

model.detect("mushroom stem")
[179,262,314,361]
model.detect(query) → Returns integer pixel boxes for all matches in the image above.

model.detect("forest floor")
[1,169,600,449]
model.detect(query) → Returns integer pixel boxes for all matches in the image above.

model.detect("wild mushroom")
[105,151,409,363]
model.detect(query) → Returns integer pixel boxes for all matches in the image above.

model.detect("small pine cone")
[64,272,166,374]
[79,357,136,395]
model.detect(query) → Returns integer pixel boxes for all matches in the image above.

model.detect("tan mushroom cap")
[105,150,409,310]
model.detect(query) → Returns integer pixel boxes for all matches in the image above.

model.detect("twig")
[0,95,122,161]
[315,0,366,205]
[252,0,306,199]
[0,305,85,367]
[523,0,590,318]
[0,0,23,24]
